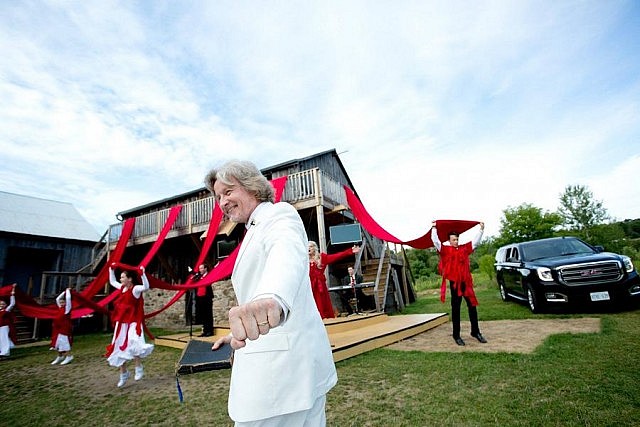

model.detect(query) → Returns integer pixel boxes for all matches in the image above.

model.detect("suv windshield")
[521,239,594,261]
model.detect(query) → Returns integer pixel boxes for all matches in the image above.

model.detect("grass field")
[2,278,639,426]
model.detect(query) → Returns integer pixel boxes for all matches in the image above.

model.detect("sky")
[1,1,639,241]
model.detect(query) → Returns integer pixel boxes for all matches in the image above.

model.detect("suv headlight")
[537,267,553,281]
[621,255,634,273]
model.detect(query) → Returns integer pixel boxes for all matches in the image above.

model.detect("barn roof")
[0,191,99,242]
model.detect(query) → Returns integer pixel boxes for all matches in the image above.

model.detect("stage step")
[155,312,449,363]
[329,313,448,362]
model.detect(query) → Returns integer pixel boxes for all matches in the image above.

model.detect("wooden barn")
[98,149,417,325]
[0,191,100,341]
[2,152,443,358]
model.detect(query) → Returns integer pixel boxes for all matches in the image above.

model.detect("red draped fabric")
[0,217,137,320]
[140,205,183,267]
[0,286,108,319]
[2,175,289,322]
[73,206,182,317]
[144,176,288,317]
[343,185,479,248]
[77,217,136,301]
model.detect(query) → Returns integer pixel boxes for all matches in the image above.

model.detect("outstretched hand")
[226,298,283,350]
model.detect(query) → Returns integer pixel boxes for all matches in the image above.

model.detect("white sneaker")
[117,371,130,388]
[134,365,144,381]
[60,355,74,365]
[51,356,64,365]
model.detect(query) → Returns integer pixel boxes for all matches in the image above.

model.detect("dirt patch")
[387,318,601,353]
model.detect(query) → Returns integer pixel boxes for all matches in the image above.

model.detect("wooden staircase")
[13,311,35,344]
[360,248,408,314]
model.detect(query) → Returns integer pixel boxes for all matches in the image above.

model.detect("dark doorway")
[5,247,61,297]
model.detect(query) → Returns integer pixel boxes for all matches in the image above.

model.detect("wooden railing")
[107,168,347,243]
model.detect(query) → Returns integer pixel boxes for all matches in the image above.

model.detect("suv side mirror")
[594,245,604,253]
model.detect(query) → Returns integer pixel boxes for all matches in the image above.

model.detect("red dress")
[438,242,478,306]
[50,305,73,348]
[105,288,146,357]
[309,247,355,318]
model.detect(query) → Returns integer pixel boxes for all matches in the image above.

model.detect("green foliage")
[412,275,441,293]
[497,203,562,245]
[404,248,440,280]
[582,222,627,253]
[558,184,609,238]
[619,218,640,239]
[404,248,431,278]
[478,254,496,281]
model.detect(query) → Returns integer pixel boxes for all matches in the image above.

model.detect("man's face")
[213,177,259,223]
[198,264,207,274]
[448,234,459,248]
[348,267,355,276]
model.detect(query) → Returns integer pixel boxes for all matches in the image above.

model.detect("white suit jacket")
[228,202,338,422]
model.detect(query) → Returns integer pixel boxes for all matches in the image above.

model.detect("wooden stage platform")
[155,312,449,363]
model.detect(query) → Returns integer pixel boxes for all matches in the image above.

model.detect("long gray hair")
[204,160,274,203]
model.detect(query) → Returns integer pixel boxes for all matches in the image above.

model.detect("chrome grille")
[558,261,623,285]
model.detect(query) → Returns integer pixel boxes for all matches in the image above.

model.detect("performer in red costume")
[194,263,214,337]
[0,284,17,358]
[431,221,487,346]
[50,287,74,365]
[308,241,360,318]
[106,264,154,387]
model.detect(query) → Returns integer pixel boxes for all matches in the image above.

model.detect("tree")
[582,222,627,253]
[497,203,562,245]
[477,254,496,281]
[558,185,609,238]
[619,218,640,239]
[404,248,434,279]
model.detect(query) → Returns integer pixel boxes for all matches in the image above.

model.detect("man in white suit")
[207,160,337,426]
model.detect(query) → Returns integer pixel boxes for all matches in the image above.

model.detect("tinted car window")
[521,239,594,261]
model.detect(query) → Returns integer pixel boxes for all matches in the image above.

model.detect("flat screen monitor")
[217,240,237,259]
[329,223,362,245]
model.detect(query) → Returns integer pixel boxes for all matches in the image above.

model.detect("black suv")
[495,236,640,312]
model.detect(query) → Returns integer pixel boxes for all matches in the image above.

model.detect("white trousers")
[53,334,71,352]
[0,325,15,356]
[234,394,326,427]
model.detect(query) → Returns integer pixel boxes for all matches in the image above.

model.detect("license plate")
[590,291,610,301]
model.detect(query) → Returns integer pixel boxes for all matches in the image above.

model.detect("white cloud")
[0,0,638,242]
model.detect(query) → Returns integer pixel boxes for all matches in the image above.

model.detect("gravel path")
[387,318,601,353]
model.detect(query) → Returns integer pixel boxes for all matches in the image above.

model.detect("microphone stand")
[350,278,360,315]
[188,290,194,339]
[186,267,200,339]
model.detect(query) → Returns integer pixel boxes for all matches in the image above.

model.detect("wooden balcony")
[106,168,347,247]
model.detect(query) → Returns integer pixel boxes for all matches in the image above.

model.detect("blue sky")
[1,1,639,239]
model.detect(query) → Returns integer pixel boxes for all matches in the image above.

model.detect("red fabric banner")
[140,205,183,267]
[343,185,479,249]
[2,175,289,321]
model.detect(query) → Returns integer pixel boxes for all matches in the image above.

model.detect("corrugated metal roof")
[0,191,100,242]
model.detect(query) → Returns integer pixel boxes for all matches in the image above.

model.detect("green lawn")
[2,281,639,426]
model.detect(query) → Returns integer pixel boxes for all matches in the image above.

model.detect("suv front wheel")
[499,282,510,302]
[526,285,543,313]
